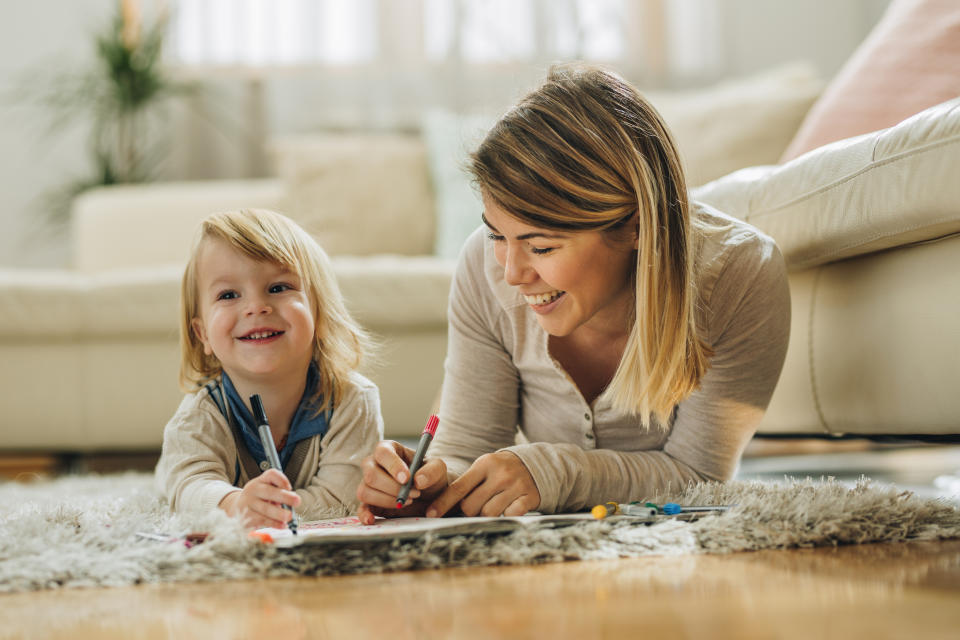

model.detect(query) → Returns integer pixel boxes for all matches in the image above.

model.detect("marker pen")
[250,394,299,535]
[395,414,439,509]
[659,503,731,515]
[591,502,658,519]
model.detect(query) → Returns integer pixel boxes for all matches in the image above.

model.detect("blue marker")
[659,502,731,515]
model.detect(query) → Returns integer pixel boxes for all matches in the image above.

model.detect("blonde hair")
[470,64,712,427]
[179,208,373,413]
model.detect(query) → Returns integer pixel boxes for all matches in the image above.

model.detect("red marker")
[395,415,439,509]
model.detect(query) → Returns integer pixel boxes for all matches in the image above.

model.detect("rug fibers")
[1,472,958,593]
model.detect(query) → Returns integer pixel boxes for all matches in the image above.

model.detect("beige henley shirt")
[432,203,791,513]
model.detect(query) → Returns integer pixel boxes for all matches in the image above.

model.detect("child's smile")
[237,327,285,342]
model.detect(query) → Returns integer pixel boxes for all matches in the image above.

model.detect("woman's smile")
[524,290,566,314]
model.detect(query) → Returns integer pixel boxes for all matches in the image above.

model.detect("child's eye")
[217,290,238,301]
[486,231,505,242]
[269,283,292,294]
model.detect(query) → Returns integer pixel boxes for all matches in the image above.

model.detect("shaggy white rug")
[1,472,958,593]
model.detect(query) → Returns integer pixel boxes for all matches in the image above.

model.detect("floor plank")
[1,539,958,639]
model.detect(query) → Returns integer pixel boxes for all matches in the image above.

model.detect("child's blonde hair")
[179,208,373,412]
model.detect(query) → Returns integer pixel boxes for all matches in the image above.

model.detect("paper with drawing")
[255,514,596,547]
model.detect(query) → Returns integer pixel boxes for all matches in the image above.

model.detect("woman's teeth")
[523,290,564,305]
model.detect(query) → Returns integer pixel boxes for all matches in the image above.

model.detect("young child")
[156,208,383,529]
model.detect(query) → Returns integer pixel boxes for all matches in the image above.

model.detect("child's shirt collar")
[221,362,331,470]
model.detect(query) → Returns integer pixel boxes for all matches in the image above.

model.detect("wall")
[0,0,894,268]
[0,0,113,268]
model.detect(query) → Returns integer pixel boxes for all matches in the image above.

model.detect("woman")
[356,64,790,521]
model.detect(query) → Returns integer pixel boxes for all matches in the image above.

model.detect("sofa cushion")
[0,267,182,338]
[270,134,436,257]
[781,0,960,161]
[693,97,960,271]
[0,256,454,339]
[331,255,454,328]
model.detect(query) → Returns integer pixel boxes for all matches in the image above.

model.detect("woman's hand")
[219,469,302,529]
[427,451,540,518]
[356,440,449,525]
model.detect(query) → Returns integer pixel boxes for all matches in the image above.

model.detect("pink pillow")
[780,0,960,161]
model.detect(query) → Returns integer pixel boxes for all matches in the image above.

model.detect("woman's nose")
[503,245,534,286]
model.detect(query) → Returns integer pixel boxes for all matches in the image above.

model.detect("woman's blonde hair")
[470,64,712,427]
[179,208,373,413]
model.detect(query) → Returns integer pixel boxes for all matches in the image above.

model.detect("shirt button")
[584,413,591,421]
[585,432,595,440]
[259,460,271,471]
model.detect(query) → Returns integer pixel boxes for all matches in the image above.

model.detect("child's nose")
[245,295,272,315]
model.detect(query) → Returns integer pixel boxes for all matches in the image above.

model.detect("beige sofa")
[0,168,453,448]
[1,71,957,453]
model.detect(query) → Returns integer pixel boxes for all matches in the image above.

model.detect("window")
[168,0,720,77]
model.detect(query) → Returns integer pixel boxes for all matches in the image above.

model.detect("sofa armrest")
[693,98,960,271]
[71,179,285,273]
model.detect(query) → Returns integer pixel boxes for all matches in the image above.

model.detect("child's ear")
[191,318,214,356]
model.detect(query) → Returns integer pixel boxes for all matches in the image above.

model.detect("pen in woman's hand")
[395,415,439,509]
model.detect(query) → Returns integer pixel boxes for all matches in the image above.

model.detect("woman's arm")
[430,231,523,475]
[504,235,791,512]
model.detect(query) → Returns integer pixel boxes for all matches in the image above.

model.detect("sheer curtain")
[162,0,722,175]
[169,0,721,81]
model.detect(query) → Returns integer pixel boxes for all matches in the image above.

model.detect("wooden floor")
[2,539,959,639]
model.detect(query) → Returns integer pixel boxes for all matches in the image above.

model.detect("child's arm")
[293,374,385,519]
[155,393,244,514]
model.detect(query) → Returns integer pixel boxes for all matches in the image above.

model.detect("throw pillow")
[269,134,436,256]
[646,62,821,186]
[421,110,493,260]
[780,0,960,161]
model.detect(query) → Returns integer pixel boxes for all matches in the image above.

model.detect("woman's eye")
[486,232,505,243]
[269,283,292,294]
[217,290,238,301]
[530,247,555,255]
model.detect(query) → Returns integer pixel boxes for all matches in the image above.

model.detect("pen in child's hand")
[250,394,299,535]
[395,415,439,509]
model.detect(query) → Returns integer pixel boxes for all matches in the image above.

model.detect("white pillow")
[693,97,960,270]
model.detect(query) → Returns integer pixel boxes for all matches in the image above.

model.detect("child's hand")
[219,469,302,529]
[356,440,449,525]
